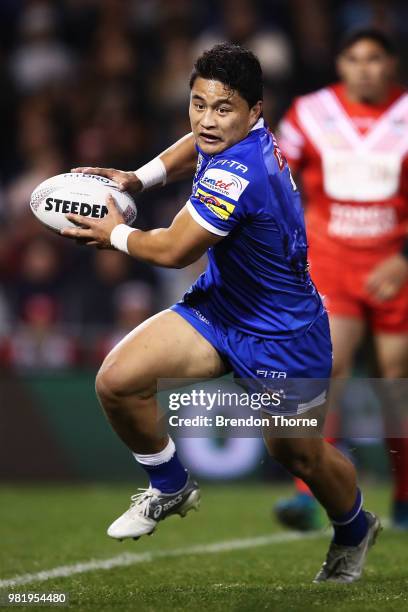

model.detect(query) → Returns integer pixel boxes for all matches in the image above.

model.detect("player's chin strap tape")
[134,157,167,191]
[110,224,137,254]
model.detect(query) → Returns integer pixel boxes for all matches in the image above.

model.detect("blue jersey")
[184,118,325,339]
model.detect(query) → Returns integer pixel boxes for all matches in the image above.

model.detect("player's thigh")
[373,332,408,378]
[329,315,366,377]
[97,309,227,397]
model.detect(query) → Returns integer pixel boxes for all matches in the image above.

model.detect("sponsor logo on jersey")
[200,168,249,201]
[328,203,397,238]
[211,159,248,173]
[44,197,108,218]
[196,188,235,220]
[270,131,286,171]
[256,370,287,379]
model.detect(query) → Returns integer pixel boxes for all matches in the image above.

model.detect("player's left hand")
[61,194,125,248]
[366,254,408,301]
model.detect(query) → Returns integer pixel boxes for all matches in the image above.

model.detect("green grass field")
[0,483,407,611]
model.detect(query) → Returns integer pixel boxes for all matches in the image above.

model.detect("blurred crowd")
[0,0,407,370]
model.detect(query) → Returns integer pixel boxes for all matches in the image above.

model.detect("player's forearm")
[159,133,197,182]
[125,227,196,269]
[135,133,197,190]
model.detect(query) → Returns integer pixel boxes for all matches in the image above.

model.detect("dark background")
[0,0,403,481]
[0,0,407,368]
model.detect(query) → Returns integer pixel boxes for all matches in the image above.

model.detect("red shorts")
[308,242,408,333]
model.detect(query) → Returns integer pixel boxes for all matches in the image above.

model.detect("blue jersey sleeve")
[187,161,251,236]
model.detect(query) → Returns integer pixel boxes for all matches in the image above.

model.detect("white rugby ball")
[30,172,137,233]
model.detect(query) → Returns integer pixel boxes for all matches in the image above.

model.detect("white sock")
[133,437,176,466]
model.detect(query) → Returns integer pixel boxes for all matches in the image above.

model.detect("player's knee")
[95,361,124,404]
[95,358,154,405]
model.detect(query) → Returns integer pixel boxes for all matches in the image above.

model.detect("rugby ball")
[30,173,137,233]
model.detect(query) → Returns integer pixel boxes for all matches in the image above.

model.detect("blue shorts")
[171,300,332,416]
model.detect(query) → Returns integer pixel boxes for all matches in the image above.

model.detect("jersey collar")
[250,117,265,131]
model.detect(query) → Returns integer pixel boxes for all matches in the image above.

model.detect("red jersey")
[278,83,408,254]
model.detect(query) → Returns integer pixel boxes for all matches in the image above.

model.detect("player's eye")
[194,103,205,111]
[218,107,230,115]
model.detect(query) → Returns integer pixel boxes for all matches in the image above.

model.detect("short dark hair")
[189,43,263,108]
[337,27,396,56]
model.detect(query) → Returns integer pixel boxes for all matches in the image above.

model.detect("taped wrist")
[134,157,167,191]
[110,224,137,254]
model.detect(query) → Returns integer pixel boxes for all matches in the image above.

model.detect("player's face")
[189,77,262,154]
[337,39,396,103]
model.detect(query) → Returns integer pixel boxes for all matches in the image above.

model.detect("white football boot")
[313,511,381,583]
[107,475,201,540]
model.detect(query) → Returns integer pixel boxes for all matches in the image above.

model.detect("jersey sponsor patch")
[328,203,397,238]
[196,187,235,220]
[322,151,401,201]
[199,168,249,201]
[211,158,249,173]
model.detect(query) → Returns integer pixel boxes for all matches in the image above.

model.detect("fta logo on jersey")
[196,187,235,220]
[200,168,249,201]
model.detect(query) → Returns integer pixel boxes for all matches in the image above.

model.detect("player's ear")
[249,100,263,127]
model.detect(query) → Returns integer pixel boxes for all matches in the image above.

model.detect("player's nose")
[200,109,217,129]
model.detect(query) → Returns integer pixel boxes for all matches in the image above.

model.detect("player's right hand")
[71,167,142,194]
[365,253,408,301]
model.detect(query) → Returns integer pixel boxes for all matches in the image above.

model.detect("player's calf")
[274,445,322,482]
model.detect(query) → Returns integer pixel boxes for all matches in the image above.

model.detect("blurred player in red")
[275,28,408,530]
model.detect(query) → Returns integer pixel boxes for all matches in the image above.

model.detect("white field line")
[0,530,326,589]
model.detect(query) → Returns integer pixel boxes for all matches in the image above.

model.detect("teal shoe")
[274,493,323,531]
